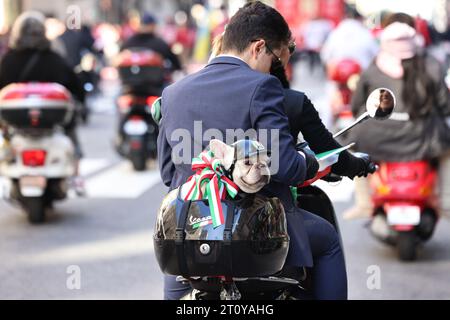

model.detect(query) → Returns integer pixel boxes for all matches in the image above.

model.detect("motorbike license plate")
[19,176,47,197]
[124,120,148,136]
[387,206,421,226]
[20,176,47,188]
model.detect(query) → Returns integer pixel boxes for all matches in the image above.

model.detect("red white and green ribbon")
[183,150,239,228]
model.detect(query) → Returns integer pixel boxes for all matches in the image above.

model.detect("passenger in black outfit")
[270,64,372,179]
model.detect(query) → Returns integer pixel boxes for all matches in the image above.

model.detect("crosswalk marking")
[79,158,112,177]
[0,158,164,201]
[84,162,162,199]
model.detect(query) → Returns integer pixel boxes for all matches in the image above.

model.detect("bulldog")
[195,139,270,194]
[159,139,271,213]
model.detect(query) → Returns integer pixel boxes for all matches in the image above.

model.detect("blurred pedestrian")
[299,14,334,72]
[321,4,378,70]
[345,13,450,219]
[120,11,140,42]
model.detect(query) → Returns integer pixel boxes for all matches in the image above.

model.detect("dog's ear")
[209,139,234,169]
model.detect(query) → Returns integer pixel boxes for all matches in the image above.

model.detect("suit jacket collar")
[207,56,251,69]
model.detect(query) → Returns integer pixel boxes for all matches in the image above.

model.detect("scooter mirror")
[366,88,396,120]
[333,88,396,139]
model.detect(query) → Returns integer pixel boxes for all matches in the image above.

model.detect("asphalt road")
[0,72,449,300]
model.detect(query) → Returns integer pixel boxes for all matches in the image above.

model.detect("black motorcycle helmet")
[232,139,270,160]
[154,190,289,278]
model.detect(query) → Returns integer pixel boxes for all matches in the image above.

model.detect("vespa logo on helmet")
[189,215,213,230]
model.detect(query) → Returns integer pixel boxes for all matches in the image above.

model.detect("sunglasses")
[288,41,296,55]
[252,39,296,61]
[265,43,282,62]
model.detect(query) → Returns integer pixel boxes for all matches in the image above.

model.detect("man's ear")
[252,39,265,59]
[209,139,234,169]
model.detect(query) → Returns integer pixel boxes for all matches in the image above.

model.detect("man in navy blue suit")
[158,1,347,300]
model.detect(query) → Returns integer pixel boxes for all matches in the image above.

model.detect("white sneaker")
[71,176,86,197]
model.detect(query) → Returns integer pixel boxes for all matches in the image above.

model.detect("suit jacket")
[157,56,312,266]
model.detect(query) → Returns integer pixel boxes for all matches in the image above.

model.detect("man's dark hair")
[222,1,291,53]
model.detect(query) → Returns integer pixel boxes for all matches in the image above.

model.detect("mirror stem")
[333,112,370,139]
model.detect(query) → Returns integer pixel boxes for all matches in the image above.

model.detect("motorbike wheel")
[417,209,437,241]
[24,197,46,224]
[131,154,147,171]
[397,232,417,261]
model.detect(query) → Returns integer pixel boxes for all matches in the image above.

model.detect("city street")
[0,70,449,300]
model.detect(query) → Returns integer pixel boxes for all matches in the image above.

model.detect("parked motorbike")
[369,161,439,261]
[114,49,167,171]
[0,83,77,224]
[153,88,395,300]
[327,59,361,132]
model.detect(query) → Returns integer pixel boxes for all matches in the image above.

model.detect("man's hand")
[296,142,319,180]
[352,152,377,179]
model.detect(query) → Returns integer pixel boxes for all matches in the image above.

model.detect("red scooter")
[369,161,439,261]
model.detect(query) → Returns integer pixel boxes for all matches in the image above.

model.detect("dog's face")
[232,152,271,193]
[209,139,271,194]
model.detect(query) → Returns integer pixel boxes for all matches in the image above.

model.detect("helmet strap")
[224,146,237,180]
